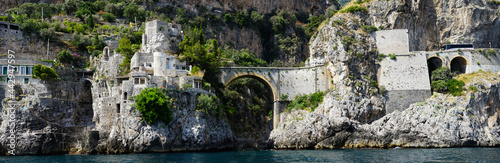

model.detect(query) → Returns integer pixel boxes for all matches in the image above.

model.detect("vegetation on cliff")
[134,88,173,124]
[32,64,58,80]
[430,67,465,96]
[286,91,326,112]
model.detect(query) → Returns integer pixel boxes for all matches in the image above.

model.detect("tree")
[270,10,297,34]
[39,27,56,40]
[134,88,172,124]
[57,50,75,64]
[87,14,95,29]
[101,12,116,22]
[178,29,221,86]
[305,15,325,38]
[197,94,220,116]
[117,36,133,58]
[123,3,145,22]
[32,64,58,80]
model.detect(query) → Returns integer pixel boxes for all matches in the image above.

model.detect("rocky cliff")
[0,80,235,155]
[271,71,500,148]
[270,0,500,148]
[369,0,500,51]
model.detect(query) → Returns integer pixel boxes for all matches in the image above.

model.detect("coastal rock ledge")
[271,73,500,148]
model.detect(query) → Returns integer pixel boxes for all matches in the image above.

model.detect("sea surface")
[0,148,499,162]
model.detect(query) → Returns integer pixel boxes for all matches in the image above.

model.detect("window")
[140,78,146,84]
[3,66,7,75]
[10,66,18,74]
[134,78,140,84]
[24,78,29,84]
[27,67,33,75]
[20,66,26,75]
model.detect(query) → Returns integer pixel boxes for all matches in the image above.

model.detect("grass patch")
[340,5,368,13]
[361,25,379,33]
[456,70,499,84]
[286,91,325,112]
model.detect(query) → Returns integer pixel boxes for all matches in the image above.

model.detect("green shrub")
[182,82,193,89]
[234,11,249,27]
[57,50,75,64]
[197,94,220,116]
[280,94,289,101]
[32,64,58,80]
[431,67,452,81]
[0,16,9,21]
[39,27,56,40]
[134,88,172,124]
[356,52,363,59]
[447,79,465,96]
[340,5,368,13]
[487,0,500,5]
[222,48,267,67]
[286,91,325,112]
[377,53,386,61]
[305,15,325,38]
[101,12,116,22]
[468,85,478,92]
[431,80,447,93]
[354,0,371,4]
[361,25,379,33]
[223,13,232,23]
[488,49,496,56]
[369,79,378,88]
[389,54,396,60]
[270,10,297,34]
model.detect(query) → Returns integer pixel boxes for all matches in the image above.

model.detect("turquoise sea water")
[1,148,499,162]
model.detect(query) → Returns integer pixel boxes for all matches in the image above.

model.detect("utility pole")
[47,38,49,59]
[135,17,137,31]
[41,7,43,23]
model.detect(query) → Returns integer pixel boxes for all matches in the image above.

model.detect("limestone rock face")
[0,81,235,155]
[157,0,335,15]
[92,92,235,154]
[271,0,500,148]
[271,76,500,148]
[368,0,500,51]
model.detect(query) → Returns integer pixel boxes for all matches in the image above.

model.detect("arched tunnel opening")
[427,57,443,93]
[75,80,95,127]
[450,57,467,74]
[427,57,443,75]
[221,77,274,149]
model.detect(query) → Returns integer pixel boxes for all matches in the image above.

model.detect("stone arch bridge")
[219,65,330,128]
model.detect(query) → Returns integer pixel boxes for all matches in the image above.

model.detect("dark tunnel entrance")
[222,77,274,149]
[450,57,467,74]
[427,57,443,75]
[75,80,95,127]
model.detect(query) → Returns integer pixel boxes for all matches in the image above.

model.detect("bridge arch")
[223,72,279,101]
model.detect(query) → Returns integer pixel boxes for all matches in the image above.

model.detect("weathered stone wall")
[378,53,432,112]
[220,65,331,101]
[373,29,410,55]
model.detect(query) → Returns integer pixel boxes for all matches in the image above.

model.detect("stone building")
[0,21,49,85]
[91,19,210,129]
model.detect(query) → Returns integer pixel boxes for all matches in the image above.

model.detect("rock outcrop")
[0,81,235,155]
[271,71,500,148]
[271,0,500,148]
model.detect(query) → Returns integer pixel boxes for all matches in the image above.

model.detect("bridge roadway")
[219,65,330,128]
